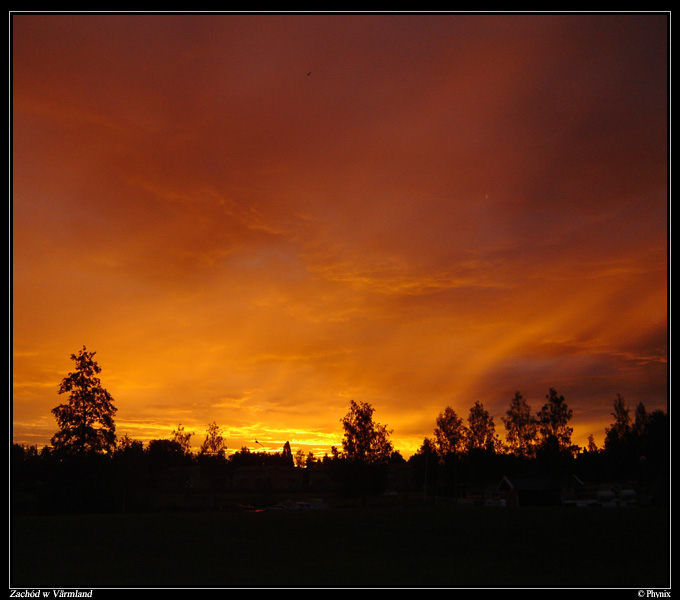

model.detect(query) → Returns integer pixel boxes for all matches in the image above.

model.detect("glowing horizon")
[12,13,668,460]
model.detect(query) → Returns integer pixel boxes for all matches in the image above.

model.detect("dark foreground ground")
[11,503,670,589]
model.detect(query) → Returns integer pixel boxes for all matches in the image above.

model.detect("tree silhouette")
[605,394,631,449]
[51,346,117,455]
[632,401,648,436]
[113,433,146,511]
[147,438,187,465]
[281,441,294,467]
[537,387,575,454]
[638,408,669,491]
[410,437,440,500]
[117,433,143,453]
[294,448,306,468]
[465,401,498,453]
[200,421,226,458]
[602,397,669,495]
[172,424,194,455]
[433,406,466,456]
[340,400,393,463]
[335,400,394,504]
[17,344,671,515]
[502,392,538,458]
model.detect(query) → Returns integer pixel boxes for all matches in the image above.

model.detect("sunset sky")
[12,13,668,458]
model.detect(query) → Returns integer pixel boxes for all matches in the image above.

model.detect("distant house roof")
[498,474,584,491]
[497,475,566,506]
[497,476,561,492]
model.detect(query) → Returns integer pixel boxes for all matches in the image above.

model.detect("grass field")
[10,504,670,589]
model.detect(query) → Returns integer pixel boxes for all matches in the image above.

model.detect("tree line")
[12,346,669,512]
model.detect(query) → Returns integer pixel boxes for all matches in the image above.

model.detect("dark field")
[11,504,670,589]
